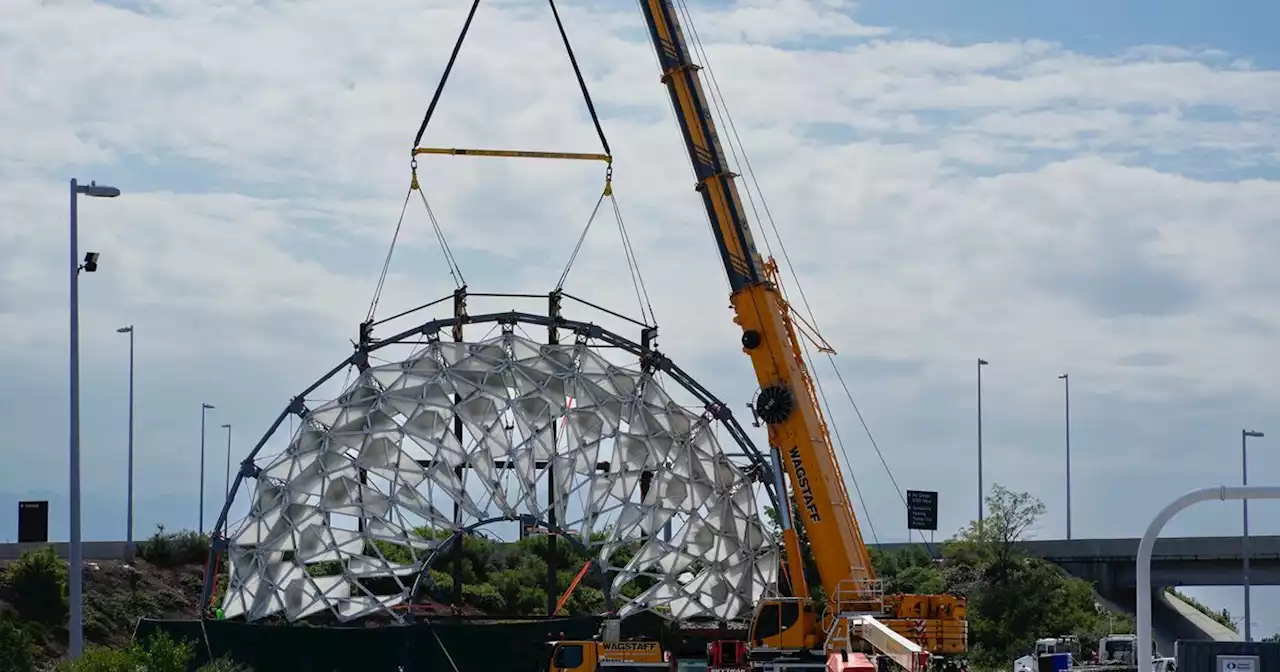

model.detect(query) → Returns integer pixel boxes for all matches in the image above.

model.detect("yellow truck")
[548,639,670,672]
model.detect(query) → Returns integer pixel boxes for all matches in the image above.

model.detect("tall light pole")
[116,326,136,562]
[221,423,232,499]
[1242,429,1264,642]
[1059,373,1072,540]
[977,358,989,530]
[69,178,121,660]
[200,403,215,535]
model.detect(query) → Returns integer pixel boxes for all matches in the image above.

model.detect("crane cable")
[373,0,617,325]
[538,0,654,326]
[556,176,657,327]
[365,173,465,324]
[365,190,414,324]
[611,193,658,327]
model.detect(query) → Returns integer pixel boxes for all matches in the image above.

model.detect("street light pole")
[200,403,215,535]
[1243,429,1264,642]
[977,358,989,531]
[221,423,232,499]
[1059,373,1071,540]
[68,178,120,660]
[116,326,135,561]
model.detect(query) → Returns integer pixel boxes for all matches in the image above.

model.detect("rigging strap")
[547,0,611,156]
[411,0,612,158]
[413,0,480,149]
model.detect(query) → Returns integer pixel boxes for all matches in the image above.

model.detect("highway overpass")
[871,535,1280,590]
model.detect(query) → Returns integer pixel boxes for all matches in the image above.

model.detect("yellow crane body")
[635,0,967,667]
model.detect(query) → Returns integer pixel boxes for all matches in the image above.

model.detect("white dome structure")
[214,316,779,625]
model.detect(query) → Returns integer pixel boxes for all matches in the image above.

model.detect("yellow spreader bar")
[412,147,612,163]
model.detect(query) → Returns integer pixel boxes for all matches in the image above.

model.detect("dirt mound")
[0,556,206,661]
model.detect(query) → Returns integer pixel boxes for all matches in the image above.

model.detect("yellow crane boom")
[635,0,967,668]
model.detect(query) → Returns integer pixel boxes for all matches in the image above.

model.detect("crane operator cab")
[747,596,822,662]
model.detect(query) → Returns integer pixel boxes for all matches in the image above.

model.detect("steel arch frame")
[201,304,780,616]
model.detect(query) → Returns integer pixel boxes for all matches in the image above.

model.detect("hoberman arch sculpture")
[203,289,782,625]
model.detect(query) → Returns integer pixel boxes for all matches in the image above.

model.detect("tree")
[1262,633,1280,643]
[943,484,1114,667]
[949,485,1046,581]
[868,545,946,594]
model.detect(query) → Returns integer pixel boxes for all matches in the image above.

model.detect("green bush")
[132,631,195,672]
[197,657,253,672]
[52,645,137,672]
[52,632,250,672]
[462,582,505,612]
[137,525,209,568]
[7,546,68,624]
[0,614,37,672]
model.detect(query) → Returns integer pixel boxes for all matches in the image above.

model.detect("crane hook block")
[755,385,795,425]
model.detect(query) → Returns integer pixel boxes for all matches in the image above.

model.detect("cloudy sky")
[2,0,1279,635]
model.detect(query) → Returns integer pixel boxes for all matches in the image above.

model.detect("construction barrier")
[133,612,668,672]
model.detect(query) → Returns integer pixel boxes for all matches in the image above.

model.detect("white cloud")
[2,0,1280,627]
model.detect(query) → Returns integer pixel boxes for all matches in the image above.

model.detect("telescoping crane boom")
[634,1,967,670]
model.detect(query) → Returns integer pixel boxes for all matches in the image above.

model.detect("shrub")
[461,582,505,613]
[198,657,253,672]
[54,632,198,672]
[52,645,137,672]
[137,525,209,568]
[0,614,37,672]
[131,631,194,672]
[7,546,68,624]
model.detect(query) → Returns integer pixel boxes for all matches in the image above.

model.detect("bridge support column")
[1137,485,1280,672]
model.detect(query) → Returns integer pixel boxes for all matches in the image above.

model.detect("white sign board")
[1217,655,1260,672]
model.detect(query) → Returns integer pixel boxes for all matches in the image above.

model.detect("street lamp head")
[1245,430,1265,439]
[80,252,99,273]
[116,326,133,334]
[75,181,121,198]
[978,358,989,366]
[202,403,215,410]
[221,423,231,429]
[1058,373,1067,380]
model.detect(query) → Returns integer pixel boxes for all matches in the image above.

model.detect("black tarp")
[133,613,668,672]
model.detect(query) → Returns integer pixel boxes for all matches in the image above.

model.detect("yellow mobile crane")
[404,0,966,669]
[633,1,968,670]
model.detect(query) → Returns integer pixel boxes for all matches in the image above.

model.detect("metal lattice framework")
[203,292,781,625]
